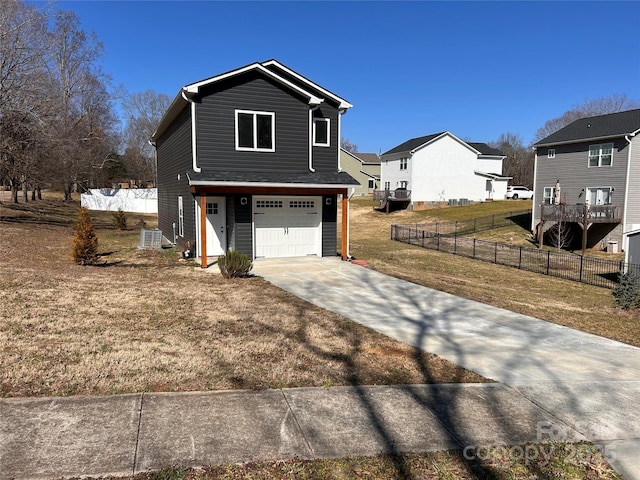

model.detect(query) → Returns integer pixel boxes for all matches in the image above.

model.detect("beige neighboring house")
[340,149,381,196]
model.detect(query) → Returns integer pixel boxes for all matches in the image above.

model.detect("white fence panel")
[81,188,158,214]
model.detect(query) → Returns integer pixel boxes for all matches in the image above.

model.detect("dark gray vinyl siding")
[626,136,640,227]
[232,195,253,257]
[534,139,629,226]
[155,107,194,244]
[196,72,310,173]
[313,106,339,173]
[322,194,337,256]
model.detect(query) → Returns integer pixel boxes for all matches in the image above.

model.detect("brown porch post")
[200,194,207,268]
[341,192,349,261]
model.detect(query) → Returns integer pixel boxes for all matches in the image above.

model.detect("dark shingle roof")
[382,132,504,157]
[187,170,359,186]
[353,153,381,164]
[534,108,640,146]
[382,132,446,155]
[467,142,504,156]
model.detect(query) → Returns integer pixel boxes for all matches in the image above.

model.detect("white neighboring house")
[379,131,509,207]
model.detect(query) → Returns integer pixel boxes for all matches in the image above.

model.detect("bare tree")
[490,132,534,187]
[534,94,640,142]
[121,90,170,185]
[340,137,358,153]
[45,10,115,200]
[0,0,50,202]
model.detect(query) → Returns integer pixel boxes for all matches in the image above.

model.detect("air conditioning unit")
[139,229,162,249]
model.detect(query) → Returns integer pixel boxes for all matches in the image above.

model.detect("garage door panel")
[254,196,321,258]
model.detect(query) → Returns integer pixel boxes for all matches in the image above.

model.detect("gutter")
[181,89,201,173]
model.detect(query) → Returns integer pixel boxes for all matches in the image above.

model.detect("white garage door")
[254,196,322,258]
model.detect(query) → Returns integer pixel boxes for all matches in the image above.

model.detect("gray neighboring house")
[339,149,380,196]
[150,60,358,267]
[532,108,640,250]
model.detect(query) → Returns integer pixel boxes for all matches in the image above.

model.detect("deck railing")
[541,204,622,224]
[373,188,411,202]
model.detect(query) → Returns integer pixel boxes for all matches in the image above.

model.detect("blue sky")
[53,0,640,154]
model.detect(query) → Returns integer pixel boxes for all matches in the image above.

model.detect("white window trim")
[400,157,408,170]
[543,187,555,205]
[586,186,613,205]
[368,178,375,189]
[178,196,184,237]
[548,148,555,159]
[588,142,613,167]
[312,117,330,147]
[235,109,276,152]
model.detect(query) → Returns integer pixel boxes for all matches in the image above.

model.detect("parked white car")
[506,186,534,200]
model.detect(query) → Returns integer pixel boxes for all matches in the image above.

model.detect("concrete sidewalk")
[0,383,601,479]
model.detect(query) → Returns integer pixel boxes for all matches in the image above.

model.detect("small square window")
[548,149,555,159]
[206,202,218,215]
[313,118,330,147]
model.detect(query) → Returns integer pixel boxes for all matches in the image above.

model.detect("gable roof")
[382,132,446,156]
[341,149,381,165]
[382,132,504,157]
[151,60,352,143]
[534,108,640,147]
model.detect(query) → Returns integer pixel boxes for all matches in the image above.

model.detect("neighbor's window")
[543,187,555,205]
[548,148,555,159]
[588,143,613,167]
[384,181,390,190]
[400,157,408,170]
[368,178,375,189]
[235,110,275,152]
[313,118,330,146]
[178,196,184,237]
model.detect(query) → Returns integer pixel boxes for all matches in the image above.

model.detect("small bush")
[218,250,253,278]
[71,207,99,265]
[112,208,127,230]
[612,272,640,310]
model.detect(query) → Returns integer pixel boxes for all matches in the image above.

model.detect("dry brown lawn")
[0,194,485,398]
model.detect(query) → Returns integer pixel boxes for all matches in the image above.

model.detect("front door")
[195,196,226,257]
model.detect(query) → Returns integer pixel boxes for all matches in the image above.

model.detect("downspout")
[531,147,539,233]
[622,134,634,250]
[346,187,355,259]
[181,89,201,173]
[337,108,347,171]
[308,105,319,172]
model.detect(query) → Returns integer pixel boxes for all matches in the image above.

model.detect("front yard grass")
[0,193,485,398]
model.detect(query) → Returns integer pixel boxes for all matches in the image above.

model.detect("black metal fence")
[417,209,533,236]
[391,224,639,289]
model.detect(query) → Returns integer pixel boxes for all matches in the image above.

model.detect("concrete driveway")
[253,256,640,479]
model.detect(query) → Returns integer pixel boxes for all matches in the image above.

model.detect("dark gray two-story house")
[532,108,640,251]
[150,60,358,267]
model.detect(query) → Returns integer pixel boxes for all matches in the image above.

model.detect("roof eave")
[534,131,637,148]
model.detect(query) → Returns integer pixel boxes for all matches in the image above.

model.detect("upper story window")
[588,143,613,167]
[313,118,330,147]
[547,149,555,159]
[235,110,275,152]
[400,157,408,170]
